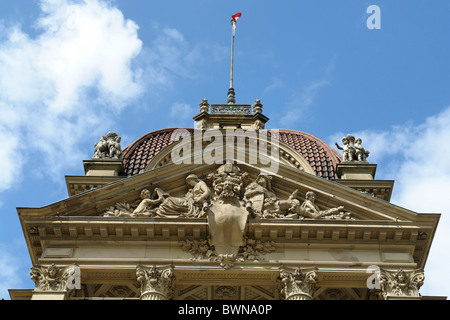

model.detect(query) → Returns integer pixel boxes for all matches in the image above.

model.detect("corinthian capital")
[30,263,80,292]
[136,265,175,300]
[371,268,425,300]
[279,266,318,300]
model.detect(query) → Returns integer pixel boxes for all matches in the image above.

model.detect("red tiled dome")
[122,128,342,179]
[273,129,342,180]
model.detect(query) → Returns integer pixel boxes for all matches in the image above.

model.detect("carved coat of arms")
[206,163,249,257]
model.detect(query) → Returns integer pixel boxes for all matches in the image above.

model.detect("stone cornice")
[23,216,434,268]
[333,179,395,202]
[65,175,124,197]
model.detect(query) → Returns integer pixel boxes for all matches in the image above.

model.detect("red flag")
[231,12,242,24]
[230,12,242,36]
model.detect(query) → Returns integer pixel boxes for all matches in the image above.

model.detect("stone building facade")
[8,97,442,300]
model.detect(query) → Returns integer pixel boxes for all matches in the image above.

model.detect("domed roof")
[122,128,342,180]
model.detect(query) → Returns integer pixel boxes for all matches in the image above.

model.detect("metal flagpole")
[230,25,235,89]
[227,20,236,104]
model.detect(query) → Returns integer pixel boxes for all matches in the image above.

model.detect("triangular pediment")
[19,161,432,223]
[18,161,440,270]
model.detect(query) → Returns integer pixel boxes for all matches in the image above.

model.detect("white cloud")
[264,76,283,92]
[0,105,23,192]
[0,0,143,190]
[0,244,27,299]
[169,102,196,128]
[329,107,450,298]
[170,102,194,119]
[388,108,450,298]
[140,25,226,91]
[278,79,329,127]
[0,0,225,197]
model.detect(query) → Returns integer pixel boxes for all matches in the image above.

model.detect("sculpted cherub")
[93,132,123,159]
[335,135,355,162]
[335,134,370,162]
[93,135,108,158]
[354,138,369,162]
[108,134,123,159]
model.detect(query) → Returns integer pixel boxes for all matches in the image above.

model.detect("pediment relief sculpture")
[243,175,352,220]
[102,164,353,220]
[297,191,351,220]
[104,174,210,218]
[243,174,300,218]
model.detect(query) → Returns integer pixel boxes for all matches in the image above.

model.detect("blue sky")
[0,0,449,299]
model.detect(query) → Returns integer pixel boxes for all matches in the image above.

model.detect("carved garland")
[180,237,276,269]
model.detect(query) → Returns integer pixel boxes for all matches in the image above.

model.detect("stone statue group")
[335,134,369,162]
[92,132,123,160]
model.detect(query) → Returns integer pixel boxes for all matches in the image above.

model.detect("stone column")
[136,265,175,300]
[279,267,318,300]
[370,268,425,300]
[29,264,81,300]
